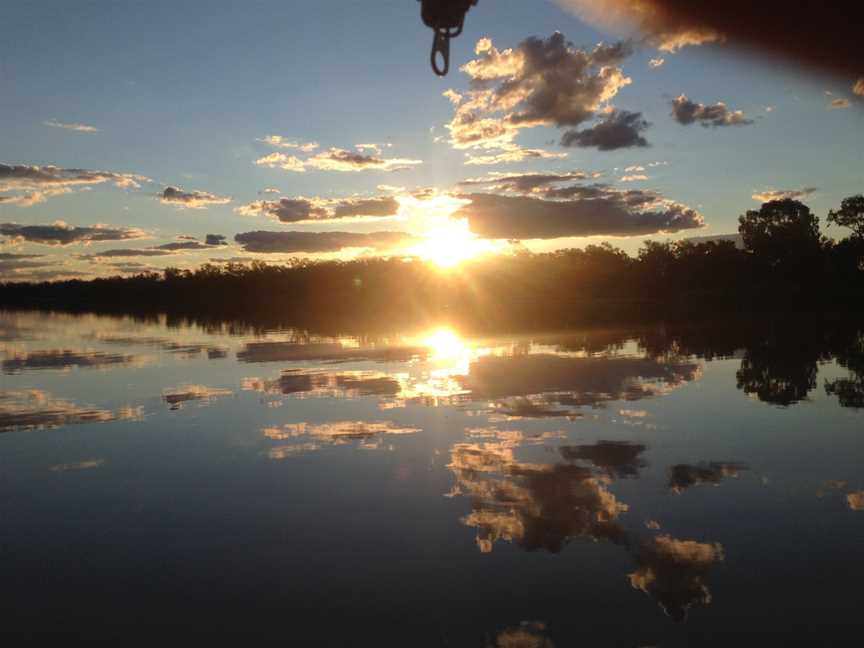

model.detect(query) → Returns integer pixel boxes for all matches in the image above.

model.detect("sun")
[412,217,489,268]
[398,194,503,269]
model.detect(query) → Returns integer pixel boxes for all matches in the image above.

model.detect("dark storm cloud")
[0,222,147,246]
[233,230,414,254]
[560,110,650,150]
[160,186,231,209]
[455,192,703,239]
[671,95,753,127]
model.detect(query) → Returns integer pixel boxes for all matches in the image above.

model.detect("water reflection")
[162,384,232,409]
[0,389,141,432]
[447,442,630,553]
[629,535,725,623]
[2,310,864,641]
[667,462,750,494]
[263,420,421,456]
[2,349,142,373]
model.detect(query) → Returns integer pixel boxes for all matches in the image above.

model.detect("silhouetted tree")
[738,200,825,288]
[827,195,864,239]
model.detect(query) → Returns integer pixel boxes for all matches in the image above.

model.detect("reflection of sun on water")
[424,327,466,362]
[398,194,504,269]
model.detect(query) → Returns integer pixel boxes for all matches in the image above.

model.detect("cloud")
[235,196,399,223]
[255,148,422,173]
[620,174,648,182]
[649,57,665,68]
[0,163,147,191]
[0,389,141,433]
[160,186,231,209]
[667,462,749,493]
[455,191,703,239]
[464,146,568,165]
[560,110,650,150]
[458,171,590,193]
[76,248,172,258]
[44,119,99,133]
[255,152,307,172]
[2,349,139,374]
[445,33,634,155]
[153,241,214,251]
[629,534,724,622]
[205,234,227,246]
[258,135,319,152]
[0,256,56,274]
[233,230,415,254]
[751,187,817,202]
[0,163,147,207]
[671,95,753,127]
[828,97,850,109]
[0,221,147,246]
[161,384,232,409]
[854,79,864,97]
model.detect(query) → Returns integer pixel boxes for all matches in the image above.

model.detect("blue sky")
[1,0,862,279]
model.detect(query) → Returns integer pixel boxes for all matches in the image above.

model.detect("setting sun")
[398,194,504,269]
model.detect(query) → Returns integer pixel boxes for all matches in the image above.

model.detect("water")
[1,310,862,644]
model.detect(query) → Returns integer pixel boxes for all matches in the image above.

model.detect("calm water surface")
[1,310,862,645]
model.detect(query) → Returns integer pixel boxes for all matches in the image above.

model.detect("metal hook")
[430,28,450,77]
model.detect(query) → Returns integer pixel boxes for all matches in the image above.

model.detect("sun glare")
[398,194,504,269]
[423,327,466,362]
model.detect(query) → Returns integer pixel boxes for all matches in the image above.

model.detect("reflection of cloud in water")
[96,335,228,359]
[162,384,232,409]
[237,340,425,364]
[846,491,864,511]
[2,349,140,374]
[264,420,420,457]
[243,370,401,398]
[560,441,647,479]
[0,390,141,432]
[489,621,554,648]
[667,462,749,494]
[49,458,105,472]
[458,354,700,417]
[447,442,629,553]
[629,534,724,622]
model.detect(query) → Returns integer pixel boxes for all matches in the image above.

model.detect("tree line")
[2,196,863,330]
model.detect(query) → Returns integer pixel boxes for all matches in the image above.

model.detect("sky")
[1,0,862,281]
